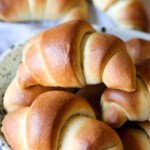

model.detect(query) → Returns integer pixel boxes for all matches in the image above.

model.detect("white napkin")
[0,1,149,54]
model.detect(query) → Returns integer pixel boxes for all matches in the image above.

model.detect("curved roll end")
[103,51,136,92]
[101,78,150,128]
[3,78,51,112]
[93,0,149,32]
[101,104,127,129]
[126,38,150,64]
[1,107,29,150]
[118,0,149,32]
[0,0,29,22]
[62,1,88,22]
[59,116,123,150]
[92,0,118,11]
[16,63,38,89]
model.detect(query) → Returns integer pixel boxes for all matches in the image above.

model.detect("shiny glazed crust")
[126,38,150,64]
[3,78,51,112]
[0,0,88,22]
[101,59,150,128]
[92,0,149,32]
[16,20,136,92]
[3,78,76,112]
[101,77,150,128]
[1,91,123,150]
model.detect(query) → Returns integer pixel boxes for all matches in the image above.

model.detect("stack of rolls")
[101,37,150,149]
[101,37,150,128]
[92,0,149,32]
[3,20,136,112]
[2,91,123,150]
[2,20,150,150]
[0,0,149,33]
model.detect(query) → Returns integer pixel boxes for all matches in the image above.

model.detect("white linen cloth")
[0,1,149,54]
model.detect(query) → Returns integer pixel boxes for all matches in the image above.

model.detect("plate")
[0,25,149,150]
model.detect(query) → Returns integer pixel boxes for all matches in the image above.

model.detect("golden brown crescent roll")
[16,20,136,92]
[101,59,150,128]
[1,91,123,150]
[0,0,88,22]
[92,0,149,32]
[3,78,51,113]
[118,122,150,150]
[4,78,76,113]
[126,38,150,64]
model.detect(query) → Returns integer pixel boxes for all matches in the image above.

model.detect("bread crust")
[2,91,123,150]
[118,122,150,150]
[4,78,76,112]
[4,78,51,112]
[0,0,88,21]
[92,0,149,32]
[101,76,150,128]
[16,20,136,92]
[126,38,150,64]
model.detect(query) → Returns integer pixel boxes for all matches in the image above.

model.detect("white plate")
[0,25,150,150]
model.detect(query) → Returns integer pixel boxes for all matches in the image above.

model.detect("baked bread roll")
[16,20,136,92]
[92,0,149,32]
[1,91,123,150]
[0,0,88,22]
[126,38,150,64]
[4,78,76,113]
[3,78,51,113]
[118,122,150,150]
[101,58,150,128]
